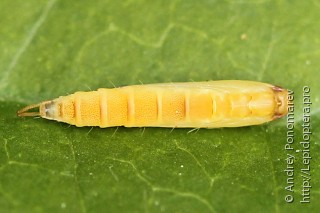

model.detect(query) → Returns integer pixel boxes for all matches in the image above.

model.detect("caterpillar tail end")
[17,103,41,117]
[272,85,289,120]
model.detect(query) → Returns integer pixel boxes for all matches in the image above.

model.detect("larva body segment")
[17,80,289,128]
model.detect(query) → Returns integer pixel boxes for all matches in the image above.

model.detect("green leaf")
[0,0,319,212]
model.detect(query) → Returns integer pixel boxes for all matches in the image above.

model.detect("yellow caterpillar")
[17,80,289,128]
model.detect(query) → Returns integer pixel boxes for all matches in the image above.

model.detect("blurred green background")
[0,0,319,212]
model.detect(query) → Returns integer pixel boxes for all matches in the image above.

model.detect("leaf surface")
[0,0,319,212]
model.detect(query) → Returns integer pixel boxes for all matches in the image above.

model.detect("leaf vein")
[69,140,87,213]
[175,141,216,188]
[0,0,57,90]
[107,157,216,213]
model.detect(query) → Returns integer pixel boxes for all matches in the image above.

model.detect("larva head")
[17,100,58,119]
[273,86,289,119]
[18,96,77,125]
[40,98,77,125]
[39,100,58,120]
[17,99,70,121]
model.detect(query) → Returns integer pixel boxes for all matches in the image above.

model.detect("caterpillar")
[17,80,289,128]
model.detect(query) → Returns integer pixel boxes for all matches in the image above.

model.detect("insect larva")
[17,80,289,128]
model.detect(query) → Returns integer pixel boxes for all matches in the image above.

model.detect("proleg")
[17,80,289,128]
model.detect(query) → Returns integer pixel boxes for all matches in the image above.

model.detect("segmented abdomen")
[54,81,287,128]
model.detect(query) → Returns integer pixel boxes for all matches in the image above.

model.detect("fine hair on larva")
[17,80,289,128]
